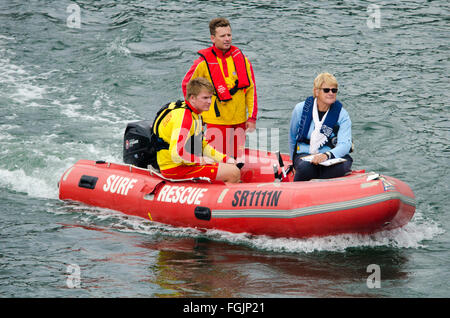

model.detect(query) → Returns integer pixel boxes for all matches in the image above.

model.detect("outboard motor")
[123,120,155,169]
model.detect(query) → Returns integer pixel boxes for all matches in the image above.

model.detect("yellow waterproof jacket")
[182,46,257,125]
[155,101,226,171]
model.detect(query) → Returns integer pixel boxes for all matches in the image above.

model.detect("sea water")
[0,0,448,297]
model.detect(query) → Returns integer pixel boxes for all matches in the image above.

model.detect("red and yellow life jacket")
[197,46,251,102]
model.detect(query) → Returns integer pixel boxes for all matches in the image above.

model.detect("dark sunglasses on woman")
[321,88,338,93]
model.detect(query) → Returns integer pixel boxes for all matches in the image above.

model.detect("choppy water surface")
[0,0,449,297]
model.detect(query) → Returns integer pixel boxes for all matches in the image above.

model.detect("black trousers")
[293,153,353,181]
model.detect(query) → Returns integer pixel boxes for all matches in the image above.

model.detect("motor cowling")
[123,120,156,169]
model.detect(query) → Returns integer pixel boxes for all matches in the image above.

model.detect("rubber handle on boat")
[276,151,287,178]
[276,151,284,167]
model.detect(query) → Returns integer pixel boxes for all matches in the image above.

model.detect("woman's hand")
[311,153,328,165]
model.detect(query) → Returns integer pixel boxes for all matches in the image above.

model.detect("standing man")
[182,17,257,160]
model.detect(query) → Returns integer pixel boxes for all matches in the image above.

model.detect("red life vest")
[197,46,251,101]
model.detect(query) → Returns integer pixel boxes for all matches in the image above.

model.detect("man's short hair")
[186,77,214,100]
[209,17,231,35]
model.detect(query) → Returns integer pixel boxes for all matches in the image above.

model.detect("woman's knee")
[320,160,353,179]
[294,161,317,181]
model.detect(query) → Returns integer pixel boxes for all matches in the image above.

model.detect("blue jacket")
[289,99,352,160]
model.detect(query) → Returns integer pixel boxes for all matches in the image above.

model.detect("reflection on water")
[52,203,428,297]
[138,236,410,297]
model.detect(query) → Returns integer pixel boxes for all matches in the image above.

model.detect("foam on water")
[66,204,443,254]
[0,35,127,200]
[0,148,121,200]
[0,48,53,107]
[188,219,442,253]
[0,168,57,199]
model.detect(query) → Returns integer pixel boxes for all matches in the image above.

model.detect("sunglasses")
[320,88,338,93]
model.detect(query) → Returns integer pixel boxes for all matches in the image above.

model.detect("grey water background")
[0,0,449,297]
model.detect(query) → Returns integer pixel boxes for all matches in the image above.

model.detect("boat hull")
[58,151,415,239]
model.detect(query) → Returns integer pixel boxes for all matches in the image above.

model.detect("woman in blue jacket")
[289,73,353,181]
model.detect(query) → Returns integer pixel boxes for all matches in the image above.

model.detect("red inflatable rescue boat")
[58,149,416,239]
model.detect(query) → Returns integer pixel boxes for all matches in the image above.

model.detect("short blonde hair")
[186,77,214,100]
[313,73,338,98]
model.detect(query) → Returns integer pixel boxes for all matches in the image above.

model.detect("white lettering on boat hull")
[103,174,137,195]
[157,185,207,205]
